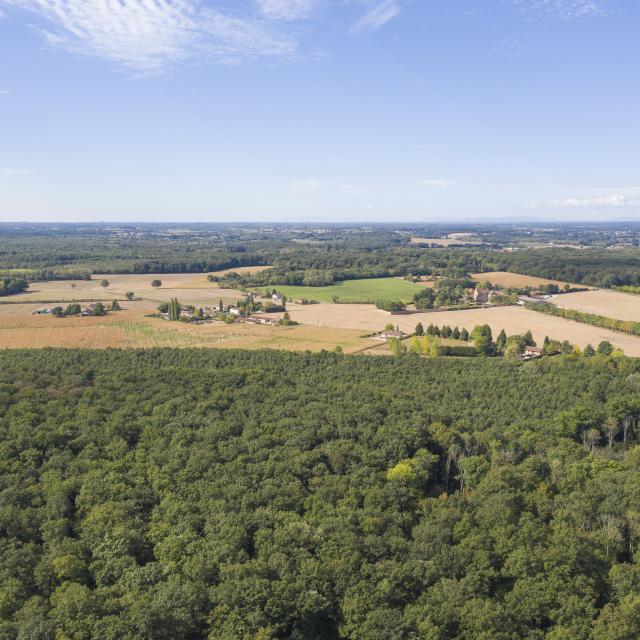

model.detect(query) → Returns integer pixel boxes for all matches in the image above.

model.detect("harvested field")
[471,271,586,289]
[551,290,640,322]
[285,303,640,356]
[0,270,269,307]
[0,302,375,353]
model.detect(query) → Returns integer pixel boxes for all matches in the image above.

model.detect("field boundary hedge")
[525,301,640,336]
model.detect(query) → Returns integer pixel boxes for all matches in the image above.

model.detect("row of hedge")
[525,301,640,336]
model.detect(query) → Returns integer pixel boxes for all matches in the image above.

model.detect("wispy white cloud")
[257,0,318,21]
[350,0,401,34]
[419,178,456,188]
[544,195,633,208]
[1,1,297,74]
[1,0,405,73]
[513,0,607,20]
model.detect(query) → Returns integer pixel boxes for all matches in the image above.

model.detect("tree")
[504,336,525,359]
[452,326,460,340]
[415,322,424,336]
[64,303,81,316]
[597,341,614,356]
[603,417,620,448]
[523,330,535,346]
[168,298,181,321]
[496,329,507,352]
[92,302,106,316]
[582,427,601,453]
[111,300,121,311]
[560,340,573,354]
[388,337,406,357]
[583,344,596,357]
[471,324,494,356]
[460,328,469,341]
[441,325,452,338]
[151,279,162,288]
[100,279,109,288]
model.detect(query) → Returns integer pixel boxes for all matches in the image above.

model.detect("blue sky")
[0,0,638,222]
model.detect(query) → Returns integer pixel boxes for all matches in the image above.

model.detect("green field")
[275,277,421,303]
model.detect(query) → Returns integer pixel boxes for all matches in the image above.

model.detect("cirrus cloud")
[0,0,406,74]
[1,0,299,74]
[257,0,318,20]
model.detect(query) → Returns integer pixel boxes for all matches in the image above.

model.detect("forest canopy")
[1,349,640,639]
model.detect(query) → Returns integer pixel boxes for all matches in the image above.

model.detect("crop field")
[273,277,422,303]
[0,269,270,306]
[285,303,640,356]
[4,270,640,356]
[0,302,376,353]
[551,289,640,322]
[471,271,583,289]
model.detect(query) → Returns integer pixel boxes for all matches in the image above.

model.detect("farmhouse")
[271,293,284,303]
[376,329,406,341]
[473,288,490,303]
[523,346,544,359]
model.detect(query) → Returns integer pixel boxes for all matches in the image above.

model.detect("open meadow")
[273,277,422,303]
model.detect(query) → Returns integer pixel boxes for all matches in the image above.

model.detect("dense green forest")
[484,248,640,287]
[1,349,640,639]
